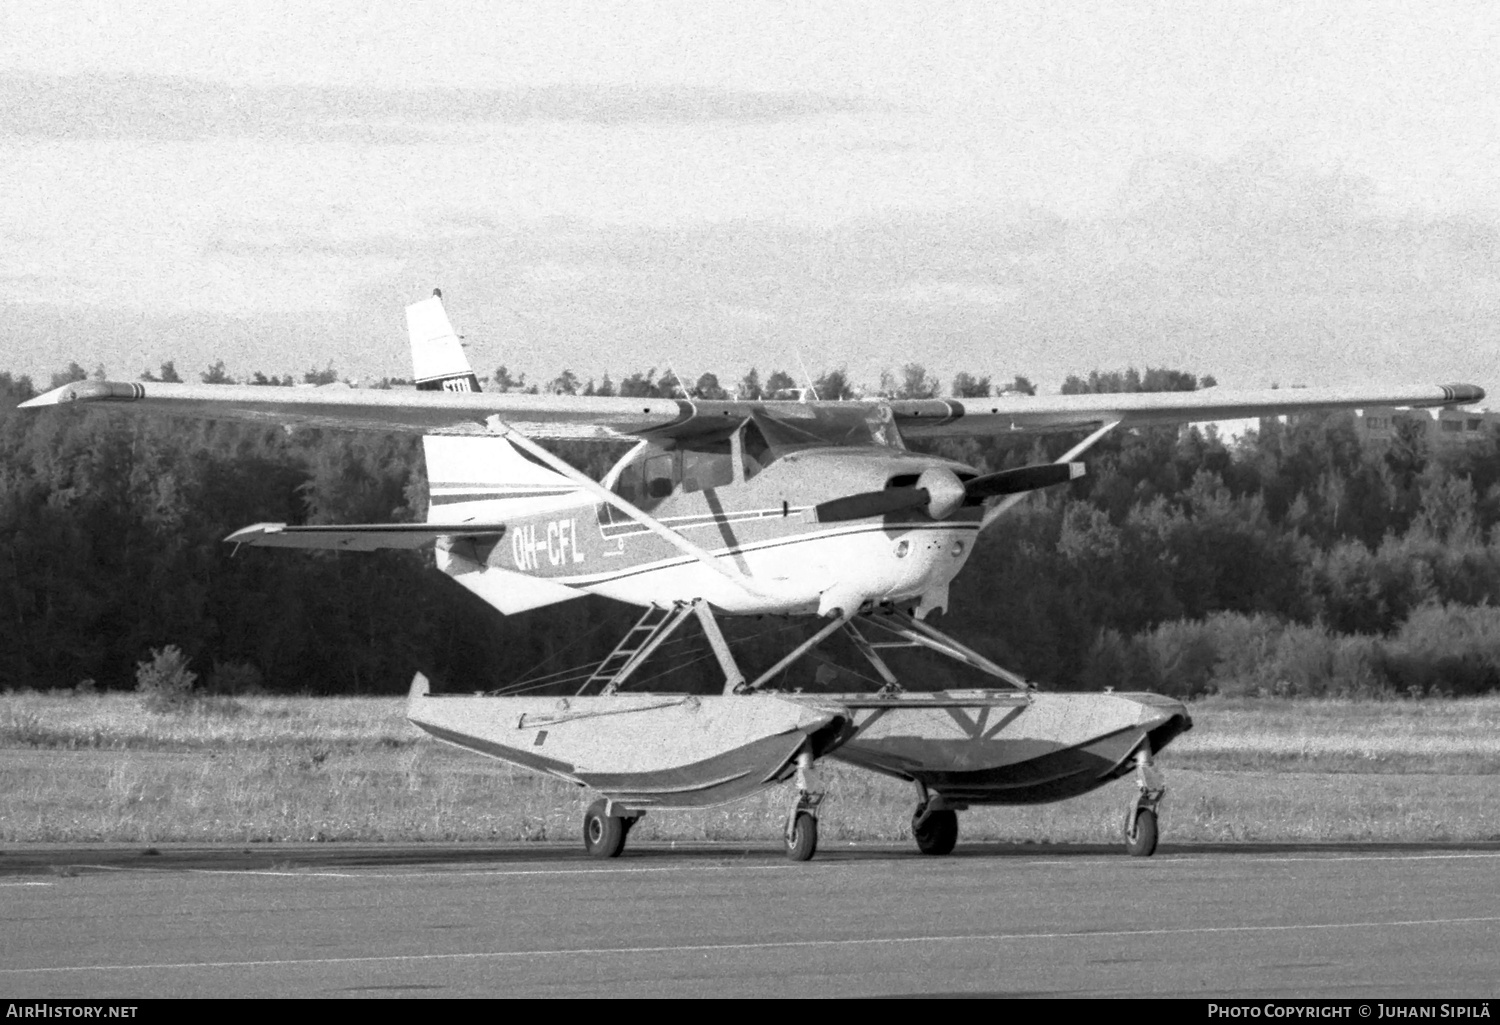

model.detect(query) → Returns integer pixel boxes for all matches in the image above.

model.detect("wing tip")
[408,672,431,702]
[18,380,146,409]
[223,523,285,544]
[18,383,84,408]
[1440,383,1486,405]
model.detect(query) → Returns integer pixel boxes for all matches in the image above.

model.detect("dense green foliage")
[4,365,1499,696]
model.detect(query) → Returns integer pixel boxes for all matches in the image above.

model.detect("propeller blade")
[813,462,1084,523]
[965,462,1085,499]
[812,486,928,523]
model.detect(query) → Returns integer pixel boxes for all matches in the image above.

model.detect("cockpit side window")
[681,438,733,492]
[602,405,901,514]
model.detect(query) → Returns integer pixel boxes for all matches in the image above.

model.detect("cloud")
[0,73,869,142]
[868,280,1022,306]
[367,169,1498,391]
[6,151,1498,394]
[1113,148,1379,228]
[202,228,414,260]
[518,260,590,287]
[710,302,777,323]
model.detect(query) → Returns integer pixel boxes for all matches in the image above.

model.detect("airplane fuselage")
[434,445,982,617]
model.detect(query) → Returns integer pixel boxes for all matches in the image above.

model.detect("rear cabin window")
[644,452,675,498]
[606,440,734,516]
[609,460,643,508]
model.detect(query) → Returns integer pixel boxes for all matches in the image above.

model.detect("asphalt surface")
[2,840,1498,998]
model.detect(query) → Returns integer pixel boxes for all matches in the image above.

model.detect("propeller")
[964,461,1086,499]
[811,462,1085,523]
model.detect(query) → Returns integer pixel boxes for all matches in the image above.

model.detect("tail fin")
[422,435,583,522]
[422,434,587,614]
[407,289,481,393]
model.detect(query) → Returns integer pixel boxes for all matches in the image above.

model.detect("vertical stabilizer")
[422,434,588,614]
[422,435,583,523]
[407,289,481,392]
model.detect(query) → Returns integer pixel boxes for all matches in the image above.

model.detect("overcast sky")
[2,1,1497,394]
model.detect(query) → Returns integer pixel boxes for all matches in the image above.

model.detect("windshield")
[749,405,902,454]
[610,406,905,498]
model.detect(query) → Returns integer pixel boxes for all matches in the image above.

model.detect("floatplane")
[21,293,1485,860]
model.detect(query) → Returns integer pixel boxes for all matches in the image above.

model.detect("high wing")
[887,383,1486,437]
[18,380,687,440]
[19,378,1485,441]
[884,384,1487,437]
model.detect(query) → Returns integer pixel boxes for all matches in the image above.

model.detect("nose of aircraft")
[916,467,966,519]
[815,525,975,618]
[810,461,1086,524]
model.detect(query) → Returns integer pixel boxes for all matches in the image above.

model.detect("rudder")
[407,289,481,393]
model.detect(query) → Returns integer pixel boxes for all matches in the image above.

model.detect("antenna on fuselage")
[795,350,820,402]
[667,362,694,400]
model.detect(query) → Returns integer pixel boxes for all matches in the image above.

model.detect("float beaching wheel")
[583,799,627,858]
[1125,807,1158,857]
[786,811,818,861]
[912,808,959,856]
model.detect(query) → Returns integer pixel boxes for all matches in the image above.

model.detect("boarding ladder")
[582,603,696,696]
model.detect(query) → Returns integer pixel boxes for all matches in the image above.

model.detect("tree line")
[44,358,1043,402]
[3,362,1497,698]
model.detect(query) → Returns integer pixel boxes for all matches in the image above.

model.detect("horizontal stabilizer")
[225,522,507,551]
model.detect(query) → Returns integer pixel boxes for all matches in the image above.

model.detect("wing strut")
[980,419,1120,532]
[737,608,859,694]
[485,416,777,600]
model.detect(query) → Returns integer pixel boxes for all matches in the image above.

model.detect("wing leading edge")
[883,383,1487,437]
[20,378,1484,441]
[19,380,691,440]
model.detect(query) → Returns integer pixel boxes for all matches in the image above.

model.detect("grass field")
[2,692,1498,846]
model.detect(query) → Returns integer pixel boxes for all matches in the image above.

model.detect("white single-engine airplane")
[21,293,1486,860]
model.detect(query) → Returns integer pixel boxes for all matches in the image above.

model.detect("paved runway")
[2,841,1498,998]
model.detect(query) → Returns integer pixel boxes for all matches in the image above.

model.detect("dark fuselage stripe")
[560,521,980,587]
[431,490,579,504]
[600,508,788,536]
